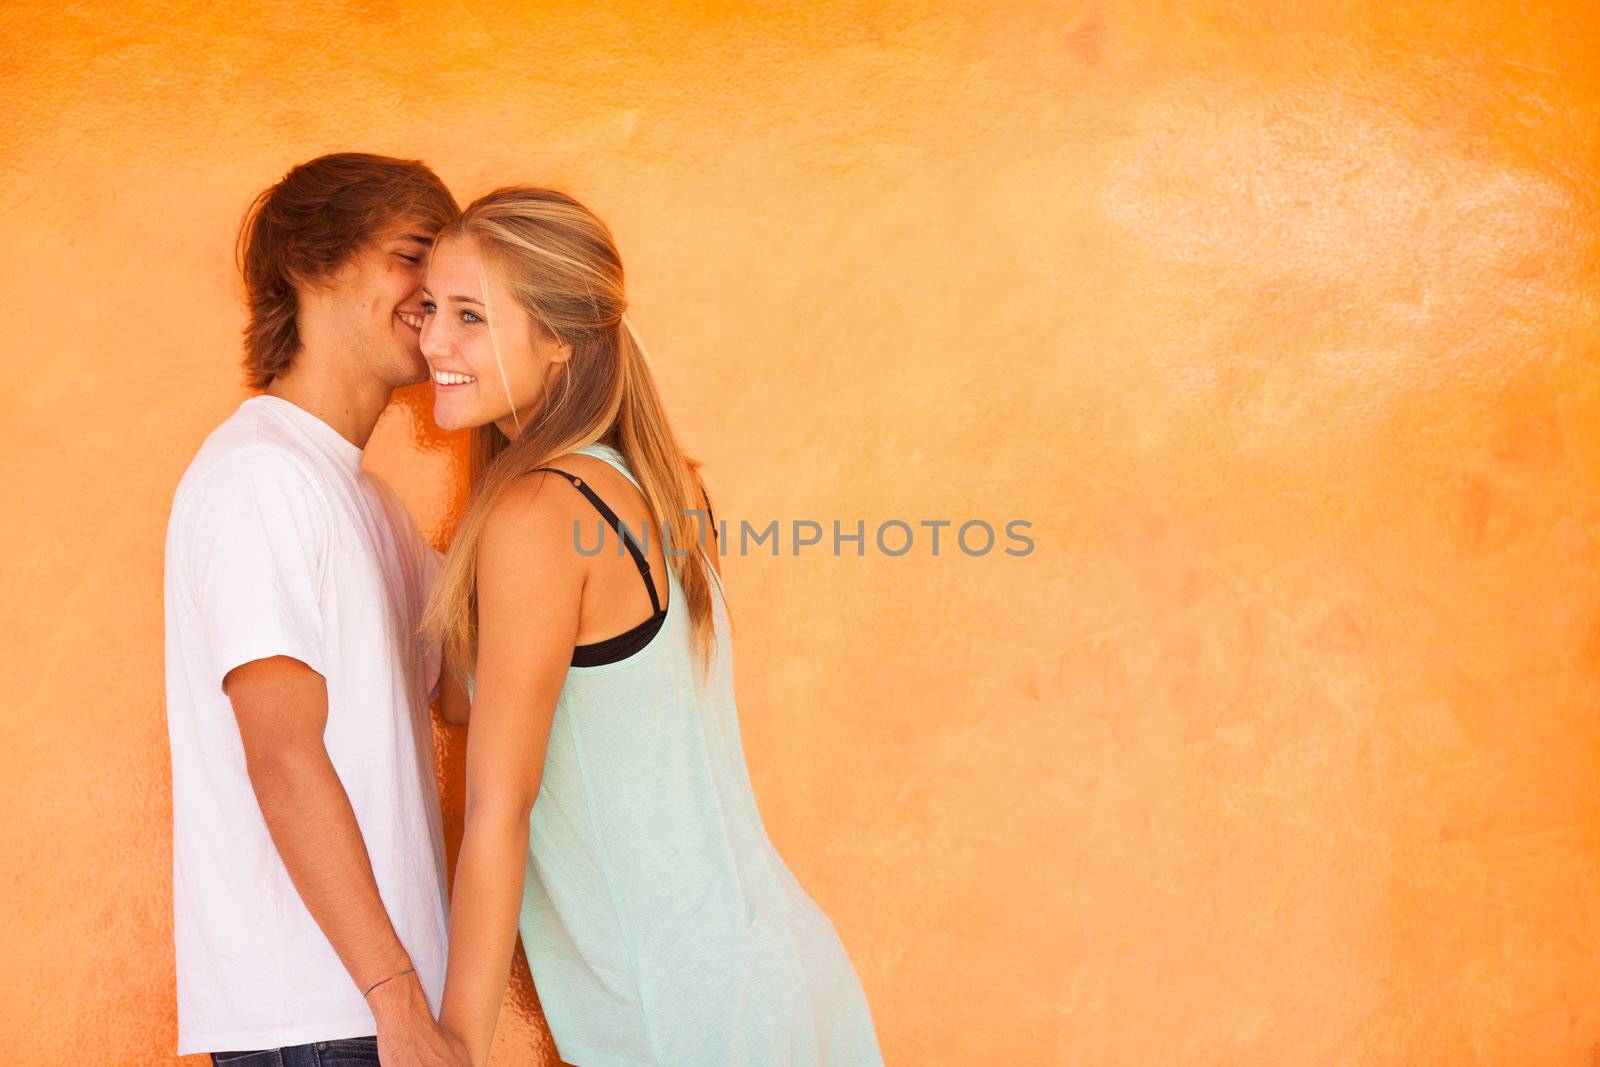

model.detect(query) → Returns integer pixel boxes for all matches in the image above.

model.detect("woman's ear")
[532,317,573,366]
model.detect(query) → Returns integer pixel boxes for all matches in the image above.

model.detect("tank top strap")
[578,442,720,542]
[570,441,721,578]
[532,463,663,616]
[571,441,645,494]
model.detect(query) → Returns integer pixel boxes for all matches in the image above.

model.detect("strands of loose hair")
[478,259,524,440]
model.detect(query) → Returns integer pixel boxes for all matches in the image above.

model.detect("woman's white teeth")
[434,370,476,385]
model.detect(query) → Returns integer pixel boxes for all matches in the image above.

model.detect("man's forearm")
[247,744,415,996]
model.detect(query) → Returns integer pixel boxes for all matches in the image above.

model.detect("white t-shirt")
[162,394,450,1055]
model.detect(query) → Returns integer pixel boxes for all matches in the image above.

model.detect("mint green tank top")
[498,442,884,1066]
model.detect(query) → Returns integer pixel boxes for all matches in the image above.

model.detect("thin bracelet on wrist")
[362,965,415,998]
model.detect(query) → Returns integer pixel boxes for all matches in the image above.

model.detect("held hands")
[367,969,473,1067]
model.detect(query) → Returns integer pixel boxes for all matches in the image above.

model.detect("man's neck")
[264,362,392,453]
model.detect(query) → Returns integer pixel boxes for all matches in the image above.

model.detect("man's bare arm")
[224,655,466,1066]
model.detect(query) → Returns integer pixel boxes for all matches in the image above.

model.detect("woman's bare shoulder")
[478,470,589,578]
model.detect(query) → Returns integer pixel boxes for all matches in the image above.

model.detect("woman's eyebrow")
[395,234,434,248]
[416,283,483,305]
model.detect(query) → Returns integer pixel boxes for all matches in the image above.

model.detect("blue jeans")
[209,1035,379,1066]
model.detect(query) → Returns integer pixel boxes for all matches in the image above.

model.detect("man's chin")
[396,351,431,388]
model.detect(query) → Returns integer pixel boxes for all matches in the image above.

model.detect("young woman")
[416,187,884,1067]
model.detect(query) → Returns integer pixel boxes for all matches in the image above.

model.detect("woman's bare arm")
[439,652,471,726]
[437,472,586,1067]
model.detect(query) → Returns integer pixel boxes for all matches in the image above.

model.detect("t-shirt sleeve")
[184,447,331,693]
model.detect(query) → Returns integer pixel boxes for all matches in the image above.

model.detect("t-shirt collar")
[248,394,365,472]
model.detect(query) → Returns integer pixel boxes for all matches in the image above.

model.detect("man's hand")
[368,970,473,1066]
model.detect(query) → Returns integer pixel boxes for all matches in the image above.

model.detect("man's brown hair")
[235,152,459,389]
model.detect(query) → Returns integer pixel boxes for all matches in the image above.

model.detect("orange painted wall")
[4,1,1600,1064]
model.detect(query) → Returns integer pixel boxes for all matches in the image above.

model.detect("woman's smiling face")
[419,233,571,437]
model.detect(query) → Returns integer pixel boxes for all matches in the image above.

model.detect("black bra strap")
[534,467,663,615]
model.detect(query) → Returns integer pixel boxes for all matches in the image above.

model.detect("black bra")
[534,465,669,667]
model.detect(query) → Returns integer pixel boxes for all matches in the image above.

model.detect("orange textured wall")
[4,2,1599,1064]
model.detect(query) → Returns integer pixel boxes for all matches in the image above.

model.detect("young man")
[162,153,468,1066]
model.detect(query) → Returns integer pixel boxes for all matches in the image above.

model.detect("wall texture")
[3,1,1599,1064]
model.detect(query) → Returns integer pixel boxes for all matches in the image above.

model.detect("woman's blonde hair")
[418,187,723,690]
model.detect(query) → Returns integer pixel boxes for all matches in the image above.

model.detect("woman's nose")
[419,321,444,356]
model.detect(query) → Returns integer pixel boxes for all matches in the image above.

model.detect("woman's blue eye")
[462,310,483,325]
[420,300,436,315]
